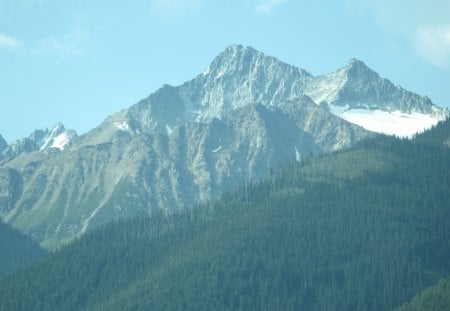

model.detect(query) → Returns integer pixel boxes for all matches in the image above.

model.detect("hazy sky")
[1,0,449,142]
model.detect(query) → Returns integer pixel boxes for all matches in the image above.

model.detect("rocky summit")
[0,45,447,248]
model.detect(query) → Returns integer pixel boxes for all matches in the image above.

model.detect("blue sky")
[1,0,449,142]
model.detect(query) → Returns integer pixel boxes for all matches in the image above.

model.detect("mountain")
[0,123,77,163]
[1,97,368,248]
[38,122,77,151]
[0,45,447,248]
[304,58,448,137]
[125,45,311,133]
[1,123,449,310]
[0,220,47,279]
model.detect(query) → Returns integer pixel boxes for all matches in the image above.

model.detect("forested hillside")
[0,221,47,279]
[415,116,450,145]
[395,276,450,311]
[0,121,449,310]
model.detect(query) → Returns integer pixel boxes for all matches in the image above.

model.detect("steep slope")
[126,45,313,134]
[0,47,370,248]
[1,128,449,310]
[1,97,368,248]
[0,220,47,279]
[0,45,447,248]
[305,59,448,137]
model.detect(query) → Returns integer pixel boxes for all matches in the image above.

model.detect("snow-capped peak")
[50,132,71,150]
[128,45,448,139]
[39,123,77,151]
[303,57,449,137]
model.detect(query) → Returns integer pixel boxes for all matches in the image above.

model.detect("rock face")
[304,59,448,137]
[305,59,439,114]
[0,45,446,248]
[126,45,313,135]
[0,136,7,153]
[0,123,77,163]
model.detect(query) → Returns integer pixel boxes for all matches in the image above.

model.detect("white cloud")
[255,0,287,14]
[0,33,23,49]
[149,0,203,19]
[342,0,450,69]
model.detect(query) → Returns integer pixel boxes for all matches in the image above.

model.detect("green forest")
[0,221,47,279]
[1,120,450,310]
[395,276,450,311]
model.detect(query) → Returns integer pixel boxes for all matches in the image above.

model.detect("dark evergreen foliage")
[414,118,450,145]
[1,126,450,310]
[395,276,450,311]
[0,221,47,279]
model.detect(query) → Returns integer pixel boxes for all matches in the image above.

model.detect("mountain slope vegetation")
[1,45,448,249]
[1,120,449,310]
[395,276,450,311]
[0,221,47,279]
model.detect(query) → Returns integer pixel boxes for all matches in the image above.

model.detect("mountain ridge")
[1,120,449,310]
[0,45,447,248]
[0,123,77,164]
[3,45,447,150]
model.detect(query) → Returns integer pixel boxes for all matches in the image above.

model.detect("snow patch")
[216,69,226,79]
[203,66,211,75]
[114,121,130,131]
[39,138,51,151]
[295,147,301,162]
[212,146,222,153]
[166,124,173,135]
[39,124,73,151]
[51,132,70,150]
[330,105,441,138]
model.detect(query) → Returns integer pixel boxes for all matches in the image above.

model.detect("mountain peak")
[343,58,379,81]
[48,122,66,137]
[51,122,65,131]
[3,45,447,249]
[206,44,266,73]
[347,58,366,66]
[204,44,311,81]
[39,123,77,151]
[223,44,256,55]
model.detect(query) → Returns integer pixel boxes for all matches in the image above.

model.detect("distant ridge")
[0,45,447,247]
